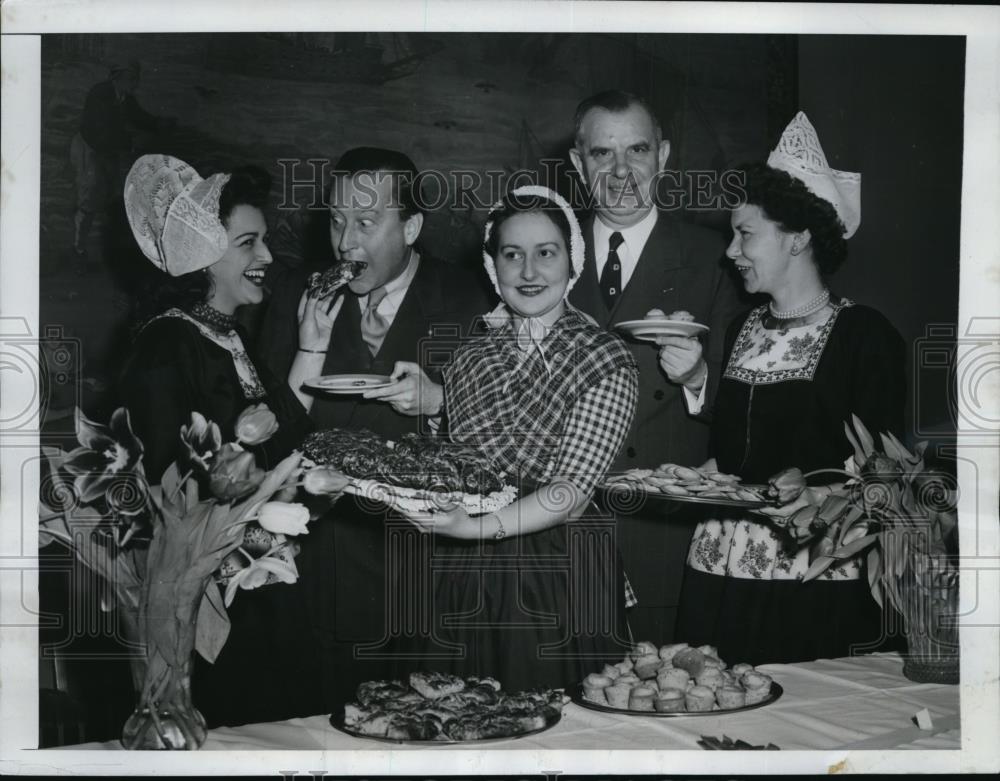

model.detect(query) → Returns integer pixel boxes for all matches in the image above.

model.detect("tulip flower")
[256,501,310,536]
[179,412,222,473]
[223,554,299,606]
[303,467,351,496]
[209,443,264,501]
[235,403,279,446]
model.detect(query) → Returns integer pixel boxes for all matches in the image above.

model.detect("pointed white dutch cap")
[124,154,232,276]
[767,112,861,238]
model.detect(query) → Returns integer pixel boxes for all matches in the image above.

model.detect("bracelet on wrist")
[298,347,326,354]
[490,513,506,541]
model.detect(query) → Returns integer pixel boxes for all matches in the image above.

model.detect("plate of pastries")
[302,428,518,515]
[615,309,710,341]
[603,463,773,509]
[331,671,568,743]
[574,642,782,716]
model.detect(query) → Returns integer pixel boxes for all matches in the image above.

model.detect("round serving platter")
[601,482,774,510]
[329,709,561,745]
[343,478,518,515]
[569,682,783,717]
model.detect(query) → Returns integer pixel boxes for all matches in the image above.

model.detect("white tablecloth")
[71,652,959,751]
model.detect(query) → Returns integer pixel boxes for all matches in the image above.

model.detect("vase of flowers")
[772,416,959,684]
[40,405,317,749]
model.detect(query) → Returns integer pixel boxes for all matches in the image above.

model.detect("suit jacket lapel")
[609,212,684,321]
[569,216,612,327]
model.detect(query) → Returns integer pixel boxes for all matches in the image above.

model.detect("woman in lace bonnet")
[675,114,906,665]
[117,154,320,726]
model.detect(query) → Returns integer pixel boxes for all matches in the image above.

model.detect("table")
[69,652,959,751]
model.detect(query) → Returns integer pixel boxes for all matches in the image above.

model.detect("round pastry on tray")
[574,641,782,715]
[603,463,773,509]
[333,671,568,743]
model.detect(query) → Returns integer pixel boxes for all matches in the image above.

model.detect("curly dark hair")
[132,165,272,327]
[735,163,848,275]
[218,165,272,227]
[483,192,575,280]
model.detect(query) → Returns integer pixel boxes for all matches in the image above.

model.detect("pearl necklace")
[769,289,830,320]
[190,302,238,332]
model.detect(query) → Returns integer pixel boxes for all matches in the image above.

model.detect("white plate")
[616,319,710,341]
[304,373,393,394]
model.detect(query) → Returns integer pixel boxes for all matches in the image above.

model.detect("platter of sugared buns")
[573,642,782,716]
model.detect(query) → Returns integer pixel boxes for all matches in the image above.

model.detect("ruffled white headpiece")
[767,112,861,239]
[482,184,585,298]
[124,154,232,276]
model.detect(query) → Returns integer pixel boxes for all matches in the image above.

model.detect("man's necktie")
[360,286,390,356]
[600,231,625,311]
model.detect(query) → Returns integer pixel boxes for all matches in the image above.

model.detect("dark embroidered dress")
[118,311,322,726]
[419,308,638,691]
[676,300,906,665]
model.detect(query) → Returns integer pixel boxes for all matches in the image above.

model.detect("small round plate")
[602,481,774,510]
[329,709,561,744]
[616,319,710,341]
[304,373,393,394]
[570,682,783,717]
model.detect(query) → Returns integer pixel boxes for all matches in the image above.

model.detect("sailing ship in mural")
[205,33,443,84]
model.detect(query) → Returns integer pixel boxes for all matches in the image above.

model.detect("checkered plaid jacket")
[444,307,638,501]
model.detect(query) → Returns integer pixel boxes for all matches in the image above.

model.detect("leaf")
[223,569,246,607]
[184,475,199,514]
[851,414,877,457]
[816,493,851,524]
[879,433,907,465]
[802,555,836,581]
[195,583,231,663]
[830,532,879,560]
[867,546,883,608]
[836,506,868,548]
[886,431,919,465]
[843,421,866,467]
[231,451,303,526]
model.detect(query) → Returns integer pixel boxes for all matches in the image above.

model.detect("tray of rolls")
[572,641,782,716]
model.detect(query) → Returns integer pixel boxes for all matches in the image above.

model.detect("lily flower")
[179,412,222,474]
[63,408,145,504]
[223,554,298,606]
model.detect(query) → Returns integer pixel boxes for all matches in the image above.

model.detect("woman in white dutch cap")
[121,154,314,479]
[119,154,321,726]
[676,113,906,665]
[372,185,639,690]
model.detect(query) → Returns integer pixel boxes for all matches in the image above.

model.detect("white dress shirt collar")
[358,250,420,322]
[593,207,659,291]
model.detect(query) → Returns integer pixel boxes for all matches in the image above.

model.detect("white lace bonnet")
[481,185,585,297]
[124,154,232,276]
[767,112,861,239]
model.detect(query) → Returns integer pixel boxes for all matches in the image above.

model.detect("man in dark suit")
[259,147,493,706]
[567,90,742,643]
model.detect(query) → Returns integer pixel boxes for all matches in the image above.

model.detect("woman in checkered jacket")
[374,186,639,690]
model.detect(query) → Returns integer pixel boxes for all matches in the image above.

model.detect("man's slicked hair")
[573,90,663,148]
[329,146,423,217]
